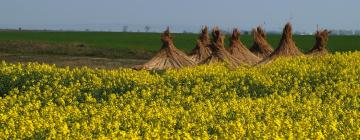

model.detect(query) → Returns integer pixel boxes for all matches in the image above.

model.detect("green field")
[0,31,359,53]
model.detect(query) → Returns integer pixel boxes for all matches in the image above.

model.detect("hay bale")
[133,27,195,70]
[307,29,331,55]
[249,26,273,58]
[189,26,212,63]
[200,27,243,67]
[260,23,303,63]
[227,28,260,65]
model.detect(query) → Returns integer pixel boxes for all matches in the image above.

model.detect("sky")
[0,0,359,33]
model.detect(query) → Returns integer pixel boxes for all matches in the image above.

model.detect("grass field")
[0,31,359,68]
[0,31,359,53]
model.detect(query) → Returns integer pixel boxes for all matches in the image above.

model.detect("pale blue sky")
[0,0,359,32]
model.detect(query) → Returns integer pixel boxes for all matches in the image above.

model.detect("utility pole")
[316,24,319,31]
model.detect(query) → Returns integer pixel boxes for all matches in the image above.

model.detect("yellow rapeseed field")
[0,52,359,139]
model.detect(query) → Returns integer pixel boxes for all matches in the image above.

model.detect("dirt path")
[0,53,147,69]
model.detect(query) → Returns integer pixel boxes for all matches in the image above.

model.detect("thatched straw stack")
[307,29,331,55]
[200,27,243,67]
[227,28,260,65]
[189,26,212,63]
[249,26,273,58]
[261,23,303,63]
[133,27,195,70]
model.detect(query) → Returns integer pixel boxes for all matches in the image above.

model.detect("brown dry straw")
[200,27,243,67]
[189,26,212,63]
[249,26,273,58]
[227,28,260,65]
[307,29,331,55]
[260,22,303,63]
[133,27,195,70]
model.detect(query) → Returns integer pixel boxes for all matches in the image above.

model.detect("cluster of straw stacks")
[134,23,331,70]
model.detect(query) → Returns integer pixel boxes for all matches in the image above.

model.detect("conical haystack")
[307,29,331,55]
[189,26,212,63]
[227,28,261,65]
[249,26,273,58]
[133,27,195,70]
[200,27,243,67]
[261,23,303,63]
